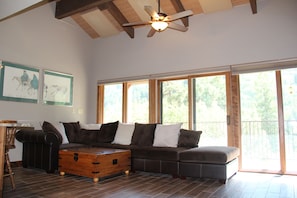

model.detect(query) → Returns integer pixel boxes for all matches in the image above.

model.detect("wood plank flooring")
[3,167,297,198]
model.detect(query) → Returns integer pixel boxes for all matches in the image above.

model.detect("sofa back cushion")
[62,121,81,143]
[96,121,119,143]
[79,129,98,144]
[42,121,63,144]
[178,129,202,148]
[131,123,156,146]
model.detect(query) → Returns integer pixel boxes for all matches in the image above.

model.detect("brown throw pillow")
[97,121,119,143]
[178,129,202,148]
[131,123,156,146]
[42,121,63,144]
[79,129,98,144]
[62,121,80,143]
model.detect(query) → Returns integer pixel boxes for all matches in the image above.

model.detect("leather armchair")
[16,129,60,173]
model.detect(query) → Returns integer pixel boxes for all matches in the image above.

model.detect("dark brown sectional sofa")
[16,121,240,183]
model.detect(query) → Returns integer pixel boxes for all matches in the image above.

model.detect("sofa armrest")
[16,129,60,147]
[15,129,60,173]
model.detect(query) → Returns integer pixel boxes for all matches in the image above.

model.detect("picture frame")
[0,61,40,103]
[43,70,73,106]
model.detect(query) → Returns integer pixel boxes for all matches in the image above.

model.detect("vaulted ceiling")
[55,0,257,39]
[0,0,257,39]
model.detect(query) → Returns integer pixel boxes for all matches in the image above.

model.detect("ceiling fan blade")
[122,21,150,27]
[147,28,156,37]
[165,10,193,22]
[168,22,188,32]
[144,6,159,19]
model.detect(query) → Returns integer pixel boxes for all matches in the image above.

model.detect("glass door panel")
[240,71,280,171]
[103,84,122,122]
[127,81,149,123]
[281,68,297,173]
[193,75,227,146]
[161,79,188,128]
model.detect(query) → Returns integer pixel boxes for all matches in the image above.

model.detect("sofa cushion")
[97,121,119,143]
[78,129,98,144]
[62,121,80,143]
[179,146,240,164]
[131,123,156,147]
[153,123,182,148]
[112,123,135,145]
[131,147,187,161]
[178,129,202,148]
[42,121,64,144]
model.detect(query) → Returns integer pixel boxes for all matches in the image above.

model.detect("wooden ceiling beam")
[170,0,189,27]
[249,0,257,14]
[55,0,114,19]
[98,2,134,39]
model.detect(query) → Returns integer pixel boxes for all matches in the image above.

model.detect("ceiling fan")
[122,0,193,37]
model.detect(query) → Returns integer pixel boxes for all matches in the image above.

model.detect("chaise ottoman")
[179,146,240,183]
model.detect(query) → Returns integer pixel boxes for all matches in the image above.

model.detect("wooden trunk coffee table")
[59,147,131,182]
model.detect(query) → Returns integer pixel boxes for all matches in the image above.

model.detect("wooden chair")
[2,121,17,190]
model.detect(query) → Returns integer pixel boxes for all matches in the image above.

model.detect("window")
[240,71,280,171]
[159,78,189,128]
[193,75,228,146]
[99,81,149,123]
[103,83,122,123]
[281,68,297,173]
[127,81,149,123]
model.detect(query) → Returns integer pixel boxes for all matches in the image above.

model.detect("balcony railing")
[193,120,297,171]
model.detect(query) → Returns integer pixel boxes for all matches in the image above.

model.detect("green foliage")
[240,72,278,135]
[128,83,149,122]
[194,76,226,110]
[104,84,123,122]
[161,79,188,125]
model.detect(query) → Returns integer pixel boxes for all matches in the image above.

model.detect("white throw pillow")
[112,123,135,145]
[53,122,69,144]
[80,123,102,130]
[153,123,182,148]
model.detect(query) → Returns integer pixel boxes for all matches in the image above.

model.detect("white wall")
[0,3,93,161]
[86,0,297,122]
[0,0,42,20]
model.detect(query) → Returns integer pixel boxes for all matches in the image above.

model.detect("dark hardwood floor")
[3,167,297,198]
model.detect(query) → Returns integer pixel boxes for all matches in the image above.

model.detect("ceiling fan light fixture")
[151,21,168,32]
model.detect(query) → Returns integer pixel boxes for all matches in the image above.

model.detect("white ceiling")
[0,0,42,20]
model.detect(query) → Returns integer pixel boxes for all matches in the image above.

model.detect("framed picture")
[0,61,39,103]
[43,70,73,106]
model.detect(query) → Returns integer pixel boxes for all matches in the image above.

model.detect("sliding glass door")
[281,68,297,173]
[240,71,280,171]
[240,68,297,173]
[193,74,228,146]
[160,79,189,127]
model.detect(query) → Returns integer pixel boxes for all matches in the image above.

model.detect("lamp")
[151,21,168,32]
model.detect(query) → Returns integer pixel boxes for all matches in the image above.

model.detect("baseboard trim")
[11,161,22,168]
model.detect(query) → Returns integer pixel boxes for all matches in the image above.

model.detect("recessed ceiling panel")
[114,0,142,23]
[128,0,159,21]
[199,0,232,13]
[82,9,119,37]
[71,14,100,39]
[181,0,204,14]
